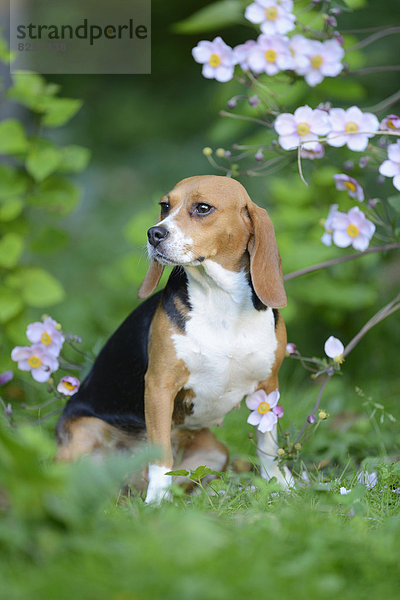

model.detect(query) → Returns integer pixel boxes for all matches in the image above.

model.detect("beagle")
[56,175,293,502]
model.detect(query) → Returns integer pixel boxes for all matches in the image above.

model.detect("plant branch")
[295,374,331,444]
[348,26,400,51]
[284,243,400,281]
[343,293,400,357]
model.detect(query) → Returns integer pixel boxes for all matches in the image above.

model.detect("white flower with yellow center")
[324,336,345,364]
[192,37,236,82]
[247,34,294,76]
[331,206,375,251]
[245,0,296,36]
[293,38,344,87]
[334,174,364,202]
[57,376,80,396]
[379,141,400,191]
[11,344,59,382]
[321,203,339,246]
[26,316,64,357]
[327,106,379,151]
[274,105,331,150]
[246,389,284,433]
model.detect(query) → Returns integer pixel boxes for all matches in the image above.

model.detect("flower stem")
[284,242,400,281]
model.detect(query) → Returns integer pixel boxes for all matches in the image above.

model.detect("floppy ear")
[246,201,287,308]
[138,261,164,299]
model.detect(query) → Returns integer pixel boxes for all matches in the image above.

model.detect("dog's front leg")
[144,378,175,504]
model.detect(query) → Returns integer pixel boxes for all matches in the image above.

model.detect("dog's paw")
[145,464,172,504]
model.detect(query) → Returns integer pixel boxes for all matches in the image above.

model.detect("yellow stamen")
[40,332,51,346]
[264,49,277,63]
[28,356,42,369]
[265,6,278,20]
[345,121,359,133]
[208,53,221,68]
[334,354,345,364]
[257,401,271,415]
[311,54,323,68]
[296,122,311,136]
[344,181,356,193]
[63,380,77,391]
[346,223,359,238]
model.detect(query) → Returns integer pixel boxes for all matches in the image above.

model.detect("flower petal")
[258,411,278,433]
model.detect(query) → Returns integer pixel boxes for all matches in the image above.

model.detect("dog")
[56,175,293,502]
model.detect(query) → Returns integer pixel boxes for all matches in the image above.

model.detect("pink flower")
[294,38,345,87]
[379,141,400,191]
[26,316,64,357]
[247,34,294,75]
[0,371,13,386]
[246,389,284,433]
[57,376,80,396]
[327,106,379,151]
[274,105,331,150]
[300,142,325,160]
[332,206,375,251]
[324,336,344,363]
[321,204,339,246]
[192,37,236,82]
[233,40,257,70]
[11,344,59,382]
[286,342,297,355]
[245,0,296,36]
[380,114,400,131]
[334,174,364,202]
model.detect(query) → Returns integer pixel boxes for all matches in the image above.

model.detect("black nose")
[147,226,169,247]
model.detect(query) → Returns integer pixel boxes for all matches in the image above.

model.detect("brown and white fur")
[56,175,293,502]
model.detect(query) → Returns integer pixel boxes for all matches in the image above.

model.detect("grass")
[1,402,400,600]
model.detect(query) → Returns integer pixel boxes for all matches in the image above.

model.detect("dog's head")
[138,175,286,308]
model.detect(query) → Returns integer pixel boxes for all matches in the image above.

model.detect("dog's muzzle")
[147,226,169,248]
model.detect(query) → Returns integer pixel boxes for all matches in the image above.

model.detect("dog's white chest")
[171,263,278,428]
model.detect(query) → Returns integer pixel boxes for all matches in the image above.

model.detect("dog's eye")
[159,202,170,217]
[193,203,214,216]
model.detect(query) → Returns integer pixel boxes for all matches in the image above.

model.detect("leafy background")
[1,0,400,597]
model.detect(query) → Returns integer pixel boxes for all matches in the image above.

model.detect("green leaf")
[27,176,80,215]
[40,97,83,127]
[58,145,91,173]
[0,198,24,222]
[189,466,221,481]
[173,0,243,33]
[343,0,366,8]
[30,227,68,254]
[388,195,400,213]
[26,139,62,181]
[166,469,190,477]
[7,71,58,112]
[0,233,24,268]
[13,267,65,307]
[0,287,23,323]
[0,166,28,200]
[0,119,28,154]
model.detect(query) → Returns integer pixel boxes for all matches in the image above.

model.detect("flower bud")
[202,147,213,157]
[277,448,285,457]
[368,198,380,209]
[0,370,13,386]
[318,409,329,420]
[216,148,226,158]
[286,343,297,356]
[343,160,354,171]
[359,156,369,168]
[5,403,13,416]
[330,7,341,15]
[307,414,316,424]
[294,443,302,451]
[255,149,264,162]
[248,95,260,107]
[325,15,337,27]
[227,97,237,109]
